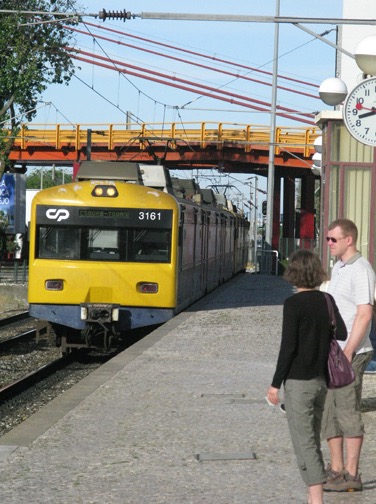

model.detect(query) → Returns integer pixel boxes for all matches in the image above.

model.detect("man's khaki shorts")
[321,351,372,439]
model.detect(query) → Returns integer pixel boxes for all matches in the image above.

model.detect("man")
[322,218,375,492]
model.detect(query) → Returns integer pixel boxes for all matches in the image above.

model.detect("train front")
[28,179,179,353]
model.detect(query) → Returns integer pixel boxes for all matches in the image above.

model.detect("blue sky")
[30,1,343,200]
[33,1,343,126]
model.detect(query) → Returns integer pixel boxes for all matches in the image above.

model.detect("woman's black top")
[271,290,347,389]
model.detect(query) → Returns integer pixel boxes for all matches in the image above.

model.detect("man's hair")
[328,218,358,243]
[284,249,327,288]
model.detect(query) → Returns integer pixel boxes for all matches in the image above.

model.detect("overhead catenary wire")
[81,21,324,91]
[51,16,325,129]
[67,49,314,125]
[66,23,321,101]
[76,19,172,114]
[66,47,314,117]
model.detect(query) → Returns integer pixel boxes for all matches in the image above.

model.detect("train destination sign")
[36,205,173,228]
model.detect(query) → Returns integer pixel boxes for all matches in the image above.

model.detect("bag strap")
[324,292,337,334]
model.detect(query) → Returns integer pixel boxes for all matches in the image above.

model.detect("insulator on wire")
[98,9,131,22]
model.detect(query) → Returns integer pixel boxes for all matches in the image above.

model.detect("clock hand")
[356,103,376,111]
[358,107,376,119]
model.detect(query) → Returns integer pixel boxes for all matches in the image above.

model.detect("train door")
[206,211,219,291]
[193,208,202,295]
[200,210,209,293]
[177,204,195,305]
[219,213,227,283]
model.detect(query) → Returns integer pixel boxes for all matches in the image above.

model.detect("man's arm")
[344,303,373,360]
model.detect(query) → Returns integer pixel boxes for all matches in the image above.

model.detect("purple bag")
[324,293,355,389]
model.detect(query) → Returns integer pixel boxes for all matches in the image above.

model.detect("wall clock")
[343,77,376,146]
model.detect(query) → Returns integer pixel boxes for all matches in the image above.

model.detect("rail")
[12,122,319,158]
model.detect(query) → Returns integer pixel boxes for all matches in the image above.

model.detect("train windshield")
[36,226,171,263]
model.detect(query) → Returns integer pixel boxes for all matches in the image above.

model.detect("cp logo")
[46,208,70,222]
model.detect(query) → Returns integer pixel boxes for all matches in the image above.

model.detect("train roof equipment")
[200,188,217,206]
[74,160,243,215]
[213,193,227,208]
[77,161,144,184]
[138,164,174,194]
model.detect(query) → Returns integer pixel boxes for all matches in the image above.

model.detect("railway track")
[0,320,157,438]
[0,356,68,402]
[0,311,30,327]
[0,313,64,403]
[0,311,35,347]
[0,328,36,350]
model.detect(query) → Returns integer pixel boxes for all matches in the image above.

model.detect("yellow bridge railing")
[14,122,320,158]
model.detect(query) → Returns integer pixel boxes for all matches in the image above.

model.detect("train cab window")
[132,230,171,262]
[37,226,80,259]
[36,225,171,263]
[87,229,120,260]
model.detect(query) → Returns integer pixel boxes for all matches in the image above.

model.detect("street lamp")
[355,35,376,76]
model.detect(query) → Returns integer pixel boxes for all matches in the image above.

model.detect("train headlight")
[81,306,88,320]
[92,185,118,197]
[45,279,64,291]
[112,307,119,321]
[137,282,159,293]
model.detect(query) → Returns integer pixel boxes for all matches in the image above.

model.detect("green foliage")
[5,236,20,254]
[26,167,72,189]
[0,211,9,232]
[0,212,20,257]
[0,1,81,175]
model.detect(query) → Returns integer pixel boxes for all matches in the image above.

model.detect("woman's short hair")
[284,249,327,289]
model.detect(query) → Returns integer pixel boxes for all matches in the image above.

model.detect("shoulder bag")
[324,293,355,389]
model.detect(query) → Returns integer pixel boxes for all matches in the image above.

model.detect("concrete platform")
[0,272,376,503]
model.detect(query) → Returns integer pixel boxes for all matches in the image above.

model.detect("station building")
[317,0,376,271]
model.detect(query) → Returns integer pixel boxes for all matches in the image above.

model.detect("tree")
[0,1,80,176]
[26,167,72,189]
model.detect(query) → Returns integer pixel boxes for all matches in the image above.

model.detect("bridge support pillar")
[281,176,296,259]
[272,173,281,252]
[299,174,315,248]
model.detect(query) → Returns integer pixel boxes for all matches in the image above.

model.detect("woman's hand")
[267,386,280,405]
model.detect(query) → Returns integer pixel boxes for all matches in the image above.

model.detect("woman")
[267,250,347,504]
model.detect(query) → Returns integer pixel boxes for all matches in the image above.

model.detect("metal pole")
[254,177,258,268]
[265,0,280,251]
[87,129,92,161]
[136,13,376,26]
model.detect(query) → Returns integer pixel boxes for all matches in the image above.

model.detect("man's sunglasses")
[326,236,346,243]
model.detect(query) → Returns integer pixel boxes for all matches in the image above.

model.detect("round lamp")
[355,36,376,76]
[319,77,348,106]
[311,165,322,177]
[313,136,322,154]
[312,152,322,168]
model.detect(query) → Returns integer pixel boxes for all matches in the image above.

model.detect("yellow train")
[28,162,249,353]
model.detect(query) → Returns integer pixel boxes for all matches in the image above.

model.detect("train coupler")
[80,303,120,323]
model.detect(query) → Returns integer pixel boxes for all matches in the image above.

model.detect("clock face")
[343,77,376,146]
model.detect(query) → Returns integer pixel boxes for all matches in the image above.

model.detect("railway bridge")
[8,121,321,254]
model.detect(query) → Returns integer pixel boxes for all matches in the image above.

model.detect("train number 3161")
[138,211,162,221]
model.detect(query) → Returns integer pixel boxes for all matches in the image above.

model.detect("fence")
[254,238,317,275]
[0,261,28,284]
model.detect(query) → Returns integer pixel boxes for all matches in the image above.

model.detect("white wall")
[26,189,40,227]
[339,1,376,90]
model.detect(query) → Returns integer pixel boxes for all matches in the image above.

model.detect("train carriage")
[28,162,249,353]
